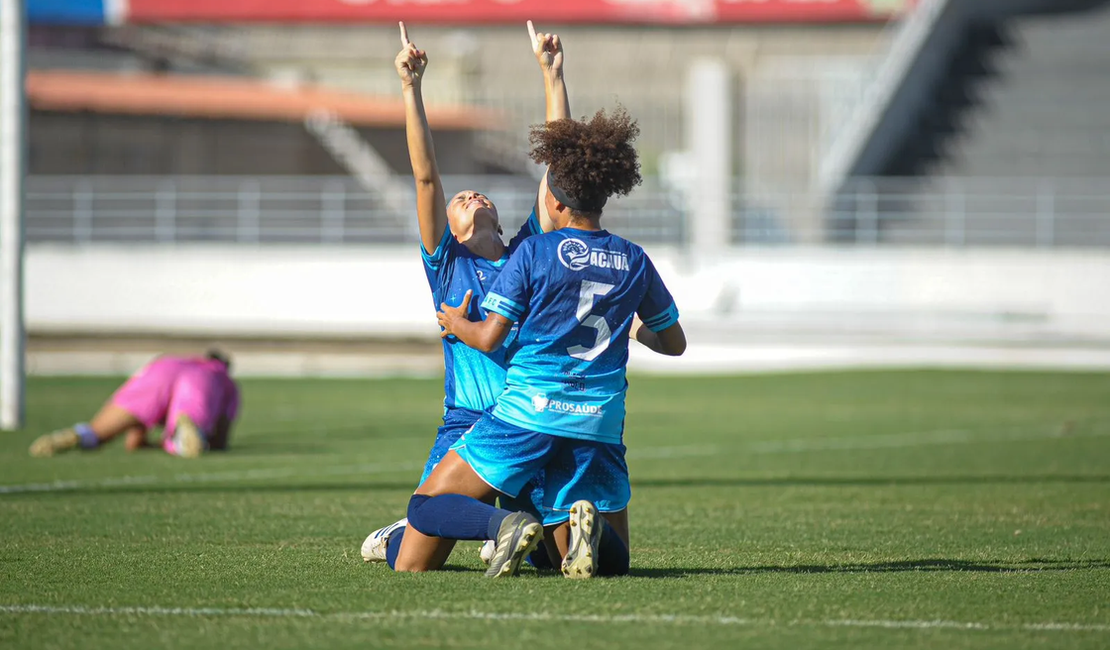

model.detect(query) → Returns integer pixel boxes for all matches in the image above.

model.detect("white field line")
[3,424,1106,496]
[0,460,424,495]
[1,604,1107,633]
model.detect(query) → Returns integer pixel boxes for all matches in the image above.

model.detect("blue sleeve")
[637,255,680,332]
[481,240,533,323]
[420,227,454,271]
[420,228,457,303]
[507,208,542,254]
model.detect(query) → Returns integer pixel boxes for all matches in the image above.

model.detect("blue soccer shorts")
[450,412,631,526]
[421,407,547,521]
[419,407,485,485]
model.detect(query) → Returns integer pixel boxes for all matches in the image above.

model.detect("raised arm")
[529,21,569,124]
[528,21,568,233]
[396,22,448,254]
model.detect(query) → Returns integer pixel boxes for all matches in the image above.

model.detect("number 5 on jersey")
[568,280,616,361]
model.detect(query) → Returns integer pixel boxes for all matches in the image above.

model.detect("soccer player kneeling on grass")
[360,21,569,567]
[28,350,240,459]
[391,106,686,579]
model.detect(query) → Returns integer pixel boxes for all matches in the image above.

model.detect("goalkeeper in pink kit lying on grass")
[29,350,240,459]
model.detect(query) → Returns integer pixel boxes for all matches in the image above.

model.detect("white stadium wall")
[28,245,1110,343]
[30,246,441,338]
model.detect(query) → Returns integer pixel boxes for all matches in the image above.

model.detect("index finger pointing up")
[527,20,538,44]
[400,21,411,47]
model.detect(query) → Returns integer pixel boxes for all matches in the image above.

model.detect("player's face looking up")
[447,190,502,243]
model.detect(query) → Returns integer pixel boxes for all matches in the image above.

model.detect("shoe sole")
[485,521,543,578]
[561,501,601,579]
[173,416,205,459]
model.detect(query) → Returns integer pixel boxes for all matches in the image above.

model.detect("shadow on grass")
[205,442,333,456]
[632,558,1110,577]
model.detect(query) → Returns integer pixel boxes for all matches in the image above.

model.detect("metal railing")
[24,175,685,246]
[824,177,1110,248]
[22,175,1110,248]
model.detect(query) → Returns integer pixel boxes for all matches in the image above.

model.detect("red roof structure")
[26,70,497,130]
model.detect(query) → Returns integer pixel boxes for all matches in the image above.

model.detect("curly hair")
[528,106,642,214]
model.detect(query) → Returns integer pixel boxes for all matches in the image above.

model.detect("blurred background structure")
[7,0,1110,383]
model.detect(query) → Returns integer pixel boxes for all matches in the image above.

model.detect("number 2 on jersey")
[567,280,615,361]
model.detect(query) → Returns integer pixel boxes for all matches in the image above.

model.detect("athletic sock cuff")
[75,423,99,449]
[486,511,509,541]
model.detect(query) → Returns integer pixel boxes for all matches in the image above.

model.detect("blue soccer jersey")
[423,211,541,412]
[481,228,679,444]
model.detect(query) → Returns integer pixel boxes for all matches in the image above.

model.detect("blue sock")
[595,519,630,577]
[385,527,405,570]
[407,493,511,541]
[74,423,99,450]
[498,490,542,523]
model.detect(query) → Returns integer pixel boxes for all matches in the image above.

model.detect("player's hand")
[437,290,473,338]
[395,22,428,87]
[528,20,563,75]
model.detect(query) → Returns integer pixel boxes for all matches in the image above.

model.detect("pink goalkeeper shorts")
[111,356,239,445]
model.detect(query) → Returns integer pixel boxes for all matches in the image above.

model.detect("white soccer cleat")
[361,518,407,562]
[479,539,496,567]
[171,415,206,459]
[561,500,602,579]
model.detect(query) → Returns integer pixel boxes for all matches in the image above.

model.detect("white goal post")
[0,0,26,431]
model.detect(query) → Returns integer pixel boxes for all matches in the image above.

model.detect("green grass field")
[2,370,1109,649]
